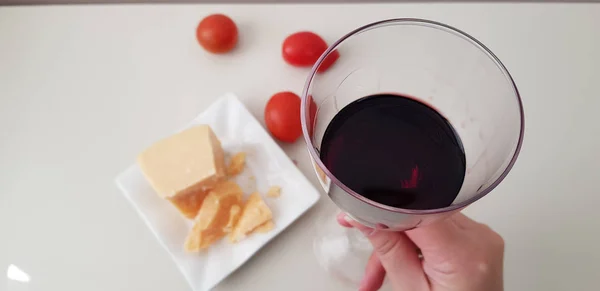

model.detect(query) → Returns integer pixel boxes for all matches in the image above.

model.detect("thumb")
[344,215,429,291]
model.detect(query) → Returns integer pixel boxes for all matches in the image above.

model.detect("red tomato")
[265,92,302,143]
[282,31,339,72]
[196,14,238,54]
[317,50,339,73]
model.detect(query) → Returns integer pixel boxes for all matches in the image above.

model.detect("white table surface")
[1,3,599,291]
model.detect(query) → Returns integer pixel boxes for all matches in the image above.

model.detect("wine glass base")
[313,209,373,287]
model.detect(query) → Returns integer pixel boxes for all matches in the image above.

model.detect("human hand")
[337,212,504,291]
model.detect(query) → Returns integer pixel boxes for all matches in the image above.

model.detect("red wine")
[320,94,466,210]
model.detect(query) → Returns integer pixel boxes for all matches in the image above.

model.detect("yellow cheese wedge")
[229,192,273,243]
[227,152,246,176]
[184,181,243,252]
[137,125,226,218]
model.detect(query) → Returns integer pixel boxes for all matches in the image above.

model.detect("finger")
[359,252,386,291]
[405,212,482,278]
[407,213,504,289]
[406,212,474,254]
[336,212,353,228]
[344,215,429,291]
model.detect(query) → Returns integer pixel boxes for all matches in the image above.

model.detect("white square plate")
[115,93,321,291]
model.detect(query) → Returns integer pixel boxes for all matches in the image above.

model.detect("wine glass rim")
[300,18,525,215]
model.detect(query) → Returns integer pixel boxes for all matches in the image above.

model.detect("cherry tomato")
[196,14,238,54]
[282,31,339,72]
[317,50,339,73]
[265,92,302,143]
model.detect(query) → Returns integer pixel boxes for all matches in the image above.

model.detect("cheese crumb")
[266,186,281,198]
[227,152,246,176]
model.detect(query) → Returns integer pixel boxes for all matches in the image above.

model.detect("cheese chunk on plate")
[253,220,275,234]
[223,204,242,233]
[137,125,226,218]
[230,192,273,243]
[184,181,243,252]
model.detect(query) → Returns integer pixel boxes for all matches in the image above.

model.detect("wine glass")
[300,19,524,286]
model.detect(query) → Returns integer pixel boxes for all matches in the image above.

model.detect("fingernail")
[344,215,375,236]
[343,215,354,224]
